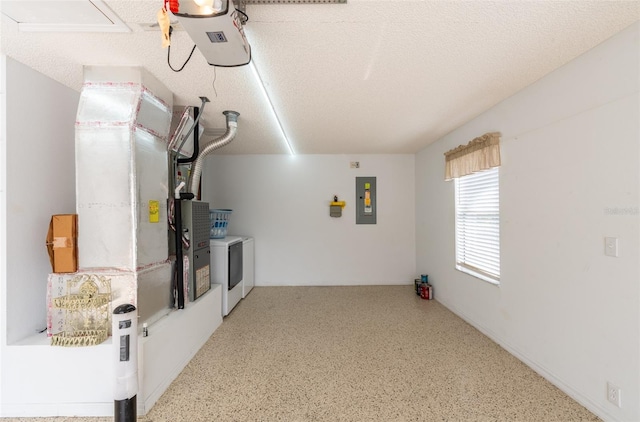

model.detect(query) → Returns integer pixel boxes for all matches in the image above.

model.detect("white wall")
[0,54,5,411]
[202,154,415,286]
[1,56,78,345]
[0,55,76,413]
[415,23,639,422]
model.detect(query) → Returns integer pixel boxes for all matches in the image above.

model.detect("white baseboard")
[0,402,113,417]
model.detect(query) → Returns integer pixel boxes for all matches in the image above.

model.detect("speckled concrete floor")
[6,286,599,421]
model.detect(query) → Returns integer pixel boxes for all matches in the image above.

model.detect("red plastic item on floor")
[420,284,433,300]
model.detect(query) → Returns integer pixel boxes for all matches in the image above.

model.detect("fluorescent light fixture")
[249,61,295,155]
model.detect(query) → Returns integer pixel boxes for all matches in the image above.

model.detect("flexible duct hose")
[187,110,239,195]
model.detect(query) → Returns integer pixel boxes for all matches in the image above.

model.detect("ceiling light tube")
[250,61,295,155]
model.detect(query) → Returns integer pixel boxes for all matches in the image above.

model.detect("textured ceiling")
[1,0,639,154]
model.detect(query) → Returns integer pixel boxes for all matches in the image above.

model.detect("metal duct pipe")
[187,110,239,195]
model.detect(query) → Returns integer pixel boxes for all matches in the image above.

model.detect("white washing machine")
[210,236,244,316]
[241,237,254,298]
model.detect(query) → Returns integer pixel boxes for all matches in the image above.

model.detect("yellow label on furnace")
[149,200,159,223]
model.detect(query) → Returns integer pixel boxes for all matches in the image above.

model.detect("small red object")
[168,0,179,14]
[420,284,430,300]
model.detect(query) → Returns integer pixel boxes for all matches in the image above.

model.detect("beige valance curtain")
[444,132,501,180]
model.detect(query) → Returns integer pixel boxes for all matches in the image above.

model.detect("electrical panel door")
[356,177,376,224]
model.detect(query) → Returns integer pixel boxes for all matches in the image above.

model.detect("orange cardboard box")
[46,214,78,273]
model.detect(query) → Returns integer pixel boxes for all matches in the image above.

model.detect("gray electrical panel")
[356,177,376,224]
[181,200,211,301]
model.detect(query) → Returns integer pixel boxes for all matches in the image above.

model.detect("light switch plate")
[605,237,619,257]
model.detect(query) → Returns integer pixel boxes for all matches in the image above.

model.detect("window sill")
[456,265,500,286]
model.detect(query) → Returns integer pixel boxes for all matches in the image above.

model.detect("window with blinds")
[454,166,500,284]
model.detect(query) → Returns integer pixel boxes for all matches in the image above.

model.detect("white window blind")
[454,166,500,283]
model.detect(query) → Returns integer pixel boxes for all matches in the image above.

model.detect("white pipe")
[174,181,186,199]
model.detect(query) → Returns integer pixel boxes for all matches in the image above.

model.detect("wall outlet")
[350,161,360,169]
[607,382,622,407]
[605,237,619,257]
